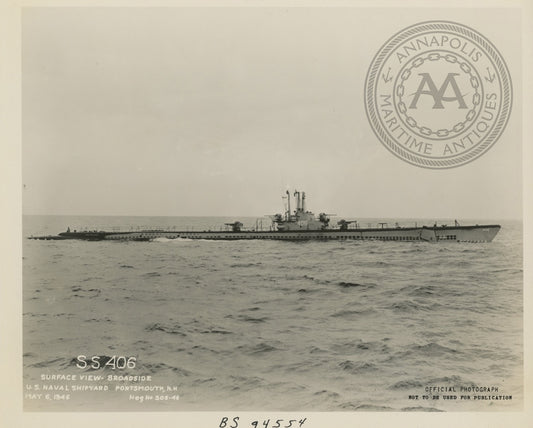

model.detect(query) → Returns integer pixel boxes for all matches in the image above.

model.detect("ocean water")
[22,216,523,411]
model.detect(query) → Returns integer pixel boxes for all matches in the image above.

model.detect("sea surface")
[22,215,523,411]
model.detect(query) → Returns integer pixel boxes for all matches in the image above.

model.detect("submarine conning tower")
[273,190,330,231]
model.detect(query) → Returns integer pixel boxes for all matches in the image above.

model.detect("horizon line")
[21,213,523,222]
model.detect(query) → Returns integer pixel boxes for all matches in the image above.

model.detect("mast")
[286,190,291,221]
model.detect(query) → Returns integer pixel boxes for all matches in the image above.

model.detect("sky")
[21,7,522,219]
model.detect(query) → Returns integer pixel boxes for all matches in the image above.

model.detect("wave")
[142,272,161,277]
[490,268,523,274]
[193,377,217,386]
[331,308,376,318]
[331,339,390,354]
[228,375,267,391]
[338,360,377,374]
[409,342,460,357]
[145,322,187,336]
[383,343,463,366]
[200,328,233,335]
[341,402,395,411]
[308,346,328,354]
[388,300,421,312]
[302,274,331,285]
[408,285,437,296]
[389,379,425,390]
[28,357,70,369]
[235,314,269,323]
[85,316,113,323]
[401,406,444,412]
[314,389,341,398]
[230,262,262,268]
[70,285,101,298]
[142,362,191,376]
[338,281,375,289]
[236,342,281,355]
[81,276,103,282]
[152,237,176,242]
[426,374,465,384]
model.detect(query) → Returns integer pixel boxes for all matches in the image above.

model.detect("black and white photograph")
[1,1,531,427]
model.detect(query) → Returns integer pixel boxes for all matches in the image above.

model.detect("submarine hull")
[29,225,501,243]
